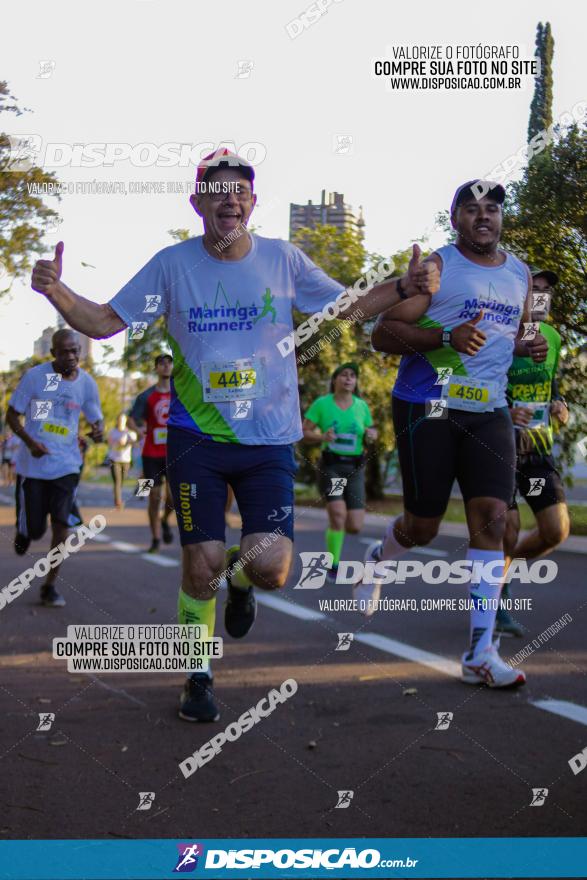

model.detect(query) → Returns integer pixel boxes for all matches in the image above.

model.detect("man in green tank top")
[499,268,570,636]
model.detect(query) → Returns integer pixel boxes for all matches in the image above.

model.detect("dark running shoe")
[224,545,257,639]
[14,533,30,556]
[179,673,220,722]
[161,520,173,544]
[40,583,66,608]
[148,538,160,554]
[494,606,525,638]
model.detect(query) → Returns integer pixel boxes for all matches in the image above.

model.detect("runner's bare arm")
[302,418,334,444]
[31,242,126,339]
[6,406,40,452]
[372,319,442,354]
[338,247,441,323]
[39,285,124,340]
[371,253,443,352]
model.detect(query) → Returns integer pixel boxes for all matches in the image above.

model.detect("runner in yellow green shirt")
[499,268,570,636]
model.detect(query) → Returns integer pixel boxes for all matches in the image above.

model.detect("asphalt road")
[0,481,585,855]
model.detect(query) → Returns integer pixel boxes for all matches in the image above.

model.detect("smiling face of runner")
[453,195,503,256]
[332,368,358,395]
[190,168,257,242]
[50,330,80,377]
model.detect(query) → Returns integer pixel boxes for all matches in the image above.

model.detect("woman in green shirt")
[302,362,377,581]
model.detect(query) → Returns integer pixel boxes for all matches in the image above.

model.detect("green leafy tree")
[0,82,61,295]
[292,224,419,500]
[528,22,554,144]
[502,120,587,476]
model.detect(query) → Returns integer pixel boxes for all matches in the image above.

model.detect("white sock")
[381,515,410,560]
[465,548,504,660]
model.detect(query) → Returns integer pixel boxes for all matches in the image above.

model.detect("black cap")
[154,353,173,366]
[531,268,559,287]
[451,180,506,214]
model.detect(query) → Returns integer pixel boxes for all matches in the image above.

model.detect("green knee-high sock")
[326,528,345,567]
[178,589,216,675]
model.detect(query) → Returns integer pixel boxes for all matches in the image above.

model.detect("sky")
[1,0,585,373]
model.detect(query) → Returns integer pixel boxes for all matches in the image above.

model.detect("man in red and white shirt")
[129,354,174,552]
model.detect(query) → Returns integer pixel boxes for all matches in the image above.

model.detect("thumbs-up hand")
[450,311,487,356]
[403,243,441,297]
[32,241,64,298]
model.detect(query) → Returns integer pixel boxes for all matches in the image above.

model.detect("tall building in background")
[289,190,365,239]
[33,320,92,362]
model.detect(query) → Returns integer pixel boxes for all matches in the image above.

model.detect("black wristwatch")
[442,327,452,348]
[397,276,409,300]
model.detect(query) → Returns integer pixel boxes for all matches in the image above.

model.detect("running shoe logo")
[44,373,61,391]
[173,843,203,872]
[468,661,495,685]
[335,790,354,809]
[328,477,347,496]
[527,477,546,496]
[267,506,292,523]
[36,712,55,731]
[144,294,162,313]
[136,792,155,811]
[530,788,549,806]
[435,712,453,730]
[294,552,333,589]
[335,632,353,651]
[32,400,53,420]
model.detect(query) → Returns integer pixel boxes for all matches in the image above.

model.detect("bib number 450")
[453,385,485,402]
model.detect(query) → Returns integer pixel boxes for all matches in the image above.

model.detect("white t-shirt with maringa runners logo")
[109,234,344,445]
[9,363,102,479]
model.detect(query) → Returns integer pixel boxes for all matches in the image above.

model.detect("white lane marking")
[91,534,111,543]
[256,593,460,675]
[88,674,147,707]
[84,532,587,728]
[256,593,325,621]
[354,632,462,678]
[530,699,587,728]
[109,541,141,553]
[141,553,179,567]
[410,547,449,557]
[256,592,587,729]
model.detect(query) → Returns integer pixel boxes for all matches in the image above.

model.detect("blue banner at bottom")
[0,837,586,879]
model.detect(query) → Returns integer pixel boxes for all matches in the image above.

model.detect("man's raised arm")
[338,244,440,323]
[372,319,443,354]
[31,242,126,339]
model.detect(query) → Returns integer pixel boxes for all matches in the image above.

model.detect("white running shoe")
[353,540,383,617]
[461,643,526,688]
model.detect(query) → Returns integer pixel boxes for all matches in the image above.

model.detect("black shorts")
[318,453,366,510]
[166,429,297,546]
[15,473,81,540]
[510,453,566,514]
[392,396,516,518]
[142,455,167,487]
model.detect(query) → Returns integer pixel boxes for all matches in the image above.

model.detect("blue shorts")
[166,429,298,545]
